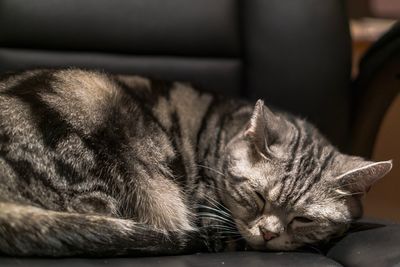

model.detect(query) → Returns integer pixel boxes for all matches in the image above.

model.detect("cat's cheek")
[235,220,265,249]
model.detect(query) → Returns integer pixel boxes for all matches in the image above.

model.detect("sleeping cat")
[0,69,392,256]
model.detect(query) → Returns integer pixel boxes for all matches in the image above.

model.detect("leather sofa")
[0,0,399,266]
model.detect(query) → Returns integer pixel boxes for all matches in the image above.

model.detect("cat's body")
[0,69,392,256]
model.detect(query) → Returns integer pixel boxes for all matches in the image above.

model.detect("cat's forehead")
[266,182,347,221]
[228,146,281,184]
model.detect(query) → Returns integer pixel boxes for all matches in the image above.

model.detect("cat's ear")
[335,160,392,195]
[244,100,267,152]
[244,100,286,156]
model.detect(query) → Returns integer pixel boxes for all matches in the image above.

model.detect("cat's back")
[0,69,213,214]
[0,69,164,208]
[2,69,126,131]
[0,69,172,139]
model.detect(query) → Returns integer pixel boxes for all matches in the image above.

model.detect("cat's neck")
[188,98,252,251]
[195,98,252,181]
[193,98,252,213]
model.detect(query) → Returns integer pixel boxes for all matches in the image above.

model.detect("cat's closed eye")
[255,191,266,210]
[291,217,314,224]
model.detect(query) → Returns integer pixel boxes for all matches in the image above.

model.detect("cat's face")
[221,100,392,251]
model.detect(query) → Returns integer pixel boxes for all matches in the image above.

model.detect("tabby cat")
[0,69,392,256]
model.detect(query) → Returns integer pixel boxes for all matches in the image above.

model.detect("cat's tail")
[0,202,197,256]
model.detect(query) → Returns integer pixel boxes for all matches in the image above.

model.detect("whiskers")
[195,195,242,240]
[194,165,248,244]
[196,164,225,177]
[198,211,236,227]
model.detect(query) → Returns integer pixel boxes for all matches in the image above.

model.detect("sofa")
[0,0,399,266]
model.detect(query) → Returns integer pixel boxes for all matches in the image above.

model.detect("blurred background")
[347,0,399,222]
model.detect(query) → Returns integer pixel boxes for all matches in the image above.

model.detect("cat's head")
[221,100,392,251]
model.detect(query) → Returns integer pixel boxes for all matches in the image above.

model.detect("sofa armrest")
[351,21,400,157]
[326,221,400,267]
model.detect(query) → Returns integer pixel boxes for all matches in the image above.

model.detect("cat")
[0,69,392,256]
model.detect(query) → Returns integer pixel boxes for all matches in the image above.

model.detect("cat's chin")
[239,232,297,251]
[247,239,302,252]
[264,242,301,251]
[248,244,296,252]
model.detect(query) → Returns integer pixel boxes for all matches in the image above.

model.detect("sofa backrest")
[0,0,351,149]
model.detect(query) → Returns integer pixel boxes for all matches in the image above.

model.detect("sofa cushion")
[0,252,342,267]
[327,222,400,267]
[0,48,242,96]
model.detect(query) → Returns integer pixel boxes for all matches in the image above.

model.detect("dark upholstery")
[0,252,343,267]
[0,0,240,56]
[327,222,400,267]
[242,0,351,150]
[0,222,400,267]
[0,0,242,96]
[0,48,242,95]
[1,0,399,266]
[1,223,400,266]
[0,0,351,149]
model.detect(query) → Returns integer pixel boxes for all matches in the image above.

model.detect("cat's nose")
[259,227,279,241]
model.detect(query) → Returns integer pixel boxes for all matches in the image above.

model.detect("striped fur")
[0,69,392,256]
